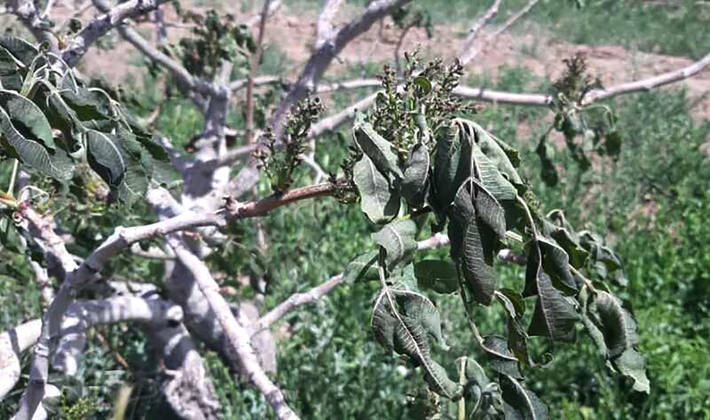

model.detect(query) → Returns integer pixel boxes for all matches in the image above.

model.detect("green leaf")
[545,210,588,268]
[402,142,430,208]
[538,237,578,295]
[371,290,461,398]
[0,46,24,92]
[353,113,403,180]
[527,269,578,342]
[353,154,400,224]
[85,129,149,205]
[342,251,380,283]
[500,375,549,420]
[471,178,506,241]
[372,219,417,269]
[536,135,559,187]
[433,120,468,216]
[450,181,497,305]
[0,90,73,180]
[481,336,522,379]
[0,36,39,67]
[414,260,458,294]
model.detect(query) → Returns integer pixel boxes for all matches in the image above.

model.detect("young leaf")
[372,219,417,269]
[414,260,458,294]
[500,375,549,420]
[353,154,400,224]
[401,142,430,207]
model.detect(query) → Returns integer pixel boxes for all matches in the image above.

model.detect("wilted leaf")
[527,270,578,342]
[450,182,497,305]
[0,36,38,67]
[371,290,461,398]
[354,113,403,180]
[595,292,639,358]
[472,178,506,241]
[433,120,468,214]
[354,154,400,224]
[538,237,578,295]
[402,142,429,207]
[372,219,417,269]
[414,260,458,294]
[500,375,549,419]
[481,336,522,379]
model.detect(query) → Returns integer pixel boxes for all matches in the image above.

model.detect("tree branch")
[461,0,539,66]
[91,0,215,96]
[250,232,451,336]
[62,0,170,67]
[244,0,273,145]
[167,237,299,420]
[459,0,502,66]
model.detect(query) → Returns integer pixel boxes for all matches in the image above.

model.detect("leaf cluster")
[256,96,325,193]
[339,58,649,418]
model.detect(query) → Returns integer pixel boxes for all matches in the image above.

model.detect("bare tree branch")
[0,320,42,400]
[62,0,171,67]
[167,237,299,420]
[247,0,283,27]
[316,0,344,49]
[460,0,502,65]
[250,232,452,336]
[230,0,413,198]
[461,0,539,66]
[91,0,215,96]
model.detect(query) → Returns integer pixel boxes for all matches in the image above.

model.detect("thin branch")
[463,0,502,50]
[167,237,299,420]
[461,0,538,66]
[229,75,281,92]
[251,232,452,335]
[91,0,216,96]
[62,0,171,67]
[244,0,273,145]
[582,50,710,105]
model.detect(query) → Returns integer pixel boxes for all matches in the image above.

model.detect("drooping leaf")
[471,178,506,241]
[414,260,458,294]
[496,290,533,368]
[353,113,403,180]
[450,181,497,305]
[594,292,639,359]
[580,290,650,393]
[545,210,588,268]
[353,154,400,224]
[0,36,39,67]
[402,142,430,207]
[500,375,549,420]
[372,219,417,269]
[461,120,522,200]
[0,91,73,180]
[538,237,578,295]
[432,121,467,225]
[481,336,522,379]
[342,251,380,283]
[527,269,578,342]
[371,290,461,398]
